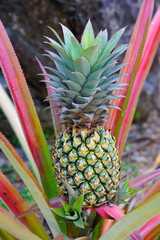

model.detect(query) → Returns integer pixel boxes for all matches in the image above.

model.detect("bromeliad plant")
[0,0,160,239]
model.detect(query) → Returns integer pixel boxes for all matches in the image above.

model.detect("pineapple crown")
[44,20,127,128]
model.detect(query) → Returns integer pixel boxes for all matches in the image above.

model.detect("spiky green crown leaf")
[44,20,127,128]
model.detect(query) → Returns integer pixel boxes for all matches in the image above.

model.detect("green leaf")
[62,180,78,205]
[101,29,108,51]
[99,27,126,61]
[73,57,91,76]
[70,36,83,60]
[94,30,102,45]
[99,74,125,90]
[59,89,79,99]
[0,171,50,240]
[87,65,112,81]
[105,83,125,91]
[45,51,64,64]
[84,77,106,89]
[73,217,85,229]
[60,23,75,54]
[81,20,95,49]
[47,55,70,78]
[68,72,86,86]
[102,63,127,77]
[45,36,73,70]
[92,52,117,72]
[73,194,84,215]
[45,66,67,80]
[61,201,72,214]
[75,95,93,104]
[99,191,160,240]
[51,208,66,218]
[81,45,99,67]
[0,228,16,240]
[63,80,82,91]
[81,88,99,97]
[121,176,130,192]
[48,26,66,49]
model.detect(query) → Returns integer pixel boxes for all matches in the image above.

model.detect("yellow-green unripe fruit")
[52,126,120,207]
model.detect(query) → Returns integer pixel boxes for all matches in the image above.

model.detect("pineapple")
[45,20,127,207]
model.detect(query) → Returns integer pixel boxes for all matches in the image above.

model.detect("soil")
[122,110,160,175]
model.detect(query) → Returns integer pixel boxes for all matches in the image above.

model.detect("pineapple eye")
[68,163,78,176]
[95,184,106,197]
[86,152,97,165]
[60,155,69,167]
[76,157,87,171]
[78,143,89,157]
[86,137,96,150]
[80,182,91,193]
[63,140,73,153]
[68,149,78,162]
[84,166,95,180]
[74,172,85,185]
[94,161,103,174]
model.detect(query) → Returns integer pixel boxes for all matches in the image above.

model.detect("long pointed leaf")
[0,20,58,198]
[94,204,124,220]
[138,178,160,205]
[139,215,160,239]
[129,169,160,189]
[0,84,40,182]
[117,6,160,157]
[0,206,41,240]
[0,132,61,237]
[108,0,155,151]
[99,191,160,240]
[0,170,50,240]
[0,229,16,240]
[36,58,61,135]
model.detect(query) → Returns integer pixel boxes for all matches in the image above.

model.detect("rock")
[0,0,159,136]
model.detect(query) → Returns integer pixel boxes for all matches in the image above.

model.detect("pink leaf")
[130,169,160,189]
[0,20,58,198]
[94,204,125,220]
[139,215,160,238]
[108,0,154,150]
[117,5,160,157]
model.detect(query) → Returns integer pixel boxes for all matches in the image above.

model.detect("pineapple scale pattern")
[52,127,120,207]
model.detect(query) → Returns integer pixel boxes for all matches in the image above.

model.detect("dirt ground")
[122,110,160,175]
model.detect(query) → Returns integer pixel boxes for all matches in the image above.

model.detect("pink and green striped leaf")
[117,5,160,157]
[143,223,160,240]
[0,206,41,240]
[139,214,160,239]
[16,196,63,218]
[0,170,50,240]
[99,191,160,240]
[0,20,58,199]
[129,169,160,189]
[0,132,61,237]
[108,0,155,157]
[138,178,160,205]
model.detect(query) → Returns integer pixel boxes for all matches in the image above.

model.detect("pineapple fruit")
[45,20,127,207]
